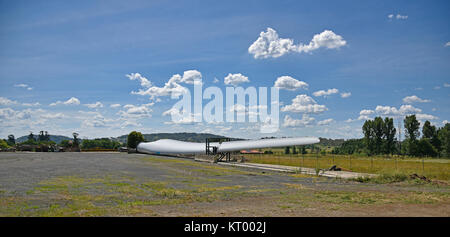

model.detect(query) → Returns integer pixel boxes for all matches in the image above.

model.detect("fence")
[241,152,450,180]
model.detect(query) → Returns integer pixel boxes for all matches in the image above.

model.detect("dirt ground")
[0,152,448,216]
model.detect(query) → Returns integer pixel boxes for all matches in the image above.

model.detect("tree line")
[333,114,449,157]
[1,131,124,151]
[81,138,121,150]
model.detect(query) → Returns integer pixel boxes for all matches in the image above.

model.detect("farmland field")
[243,152,450,181]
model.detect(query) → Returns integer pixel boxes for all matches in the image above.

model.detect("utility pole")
[398,119,402,155]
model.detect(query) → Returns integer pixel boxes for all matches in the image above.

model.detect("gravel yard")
[0,152,448,216]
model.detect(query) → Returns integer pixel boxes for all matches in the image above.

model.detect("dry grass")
[243,153,450,180]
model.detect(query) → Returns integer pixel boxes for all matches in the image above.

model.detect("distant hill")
[15,132,229,145]
[14,133,346,146]
[117,132,230,144]
[16,135,72,144]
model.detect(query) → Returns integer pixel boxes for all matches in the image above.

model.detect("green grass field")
[242,152,450,181]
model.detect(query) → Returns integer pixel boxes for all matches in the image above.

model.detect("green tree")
[81,138,122,149]
[404,115,420,141]
[0,139,9,149]
[38,131,45,142]
[383,117,396,155]
[362,120,375,155]
[422,120,442,155]
[433,127,443,155]
[284,146,290,154]
[331,139,365,155]
[418,138,438,157]
[72,133,79,147]
[292,146,297,154]
[404,115,420,156]
[422,121,435,139]
[422,120,441,156]
[127,131,144,149]
[438,123,450,157]
[7,134,15,146]
[300,146,307,154]
[44,131,50,141]
[60,140,71,148]
[28,132,35,142]
[373,117,384,154]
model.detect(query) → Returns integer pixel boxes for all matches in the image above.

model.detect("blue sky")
[0,0,449,139]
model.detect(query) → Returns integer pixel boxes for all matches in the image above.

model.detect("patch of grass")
[283,189,450,207]
[402,191,450,204]
[245,188,278,193]
[289,173,317,178]
[350,171,440,184]
[352,176,372,183]
[314,191,384,205]
[278,205,292,209]
[34,176,106,193]
[141,156,260,177]
[371,172,409,184]
[190,185,243,193]
[283,183,310,190]
[315,168,322,176]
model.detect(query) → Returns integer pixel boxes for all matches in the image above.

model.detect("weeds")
[352,172,412,184]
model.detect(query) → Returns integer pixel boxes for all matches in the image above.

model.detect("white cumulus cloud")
[416,114,438,121]
[180,70,202,85]
[84,102,104,109]
[317,118,334,126]
[49,97,80,106]
[375,105,421,116]
[360,109,374,116]
[340,92,351,98]
[14,83,33,90]
[248,28,346,59]
[81,114,110,128]
[281,94,327,114]
[224,73,250,86]
[162,107,197,124]
[110,104,121,108]
[118,103,153,119]
[282,114,315,127]
[402,95,430,104]
[388,13,408,20]
[22,102,41,107]
[274,76,308,91]
[396,14,408,19]
[0,97,18,106]
[131,71,193,101]
[41,113,65,119]
[352,105,436,122]
[126,73,152,88]
[357,109,374,120]
[313,88,339,97]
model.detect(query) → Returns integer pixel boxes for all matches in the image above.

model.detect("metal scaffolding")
[206,138,231,162]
